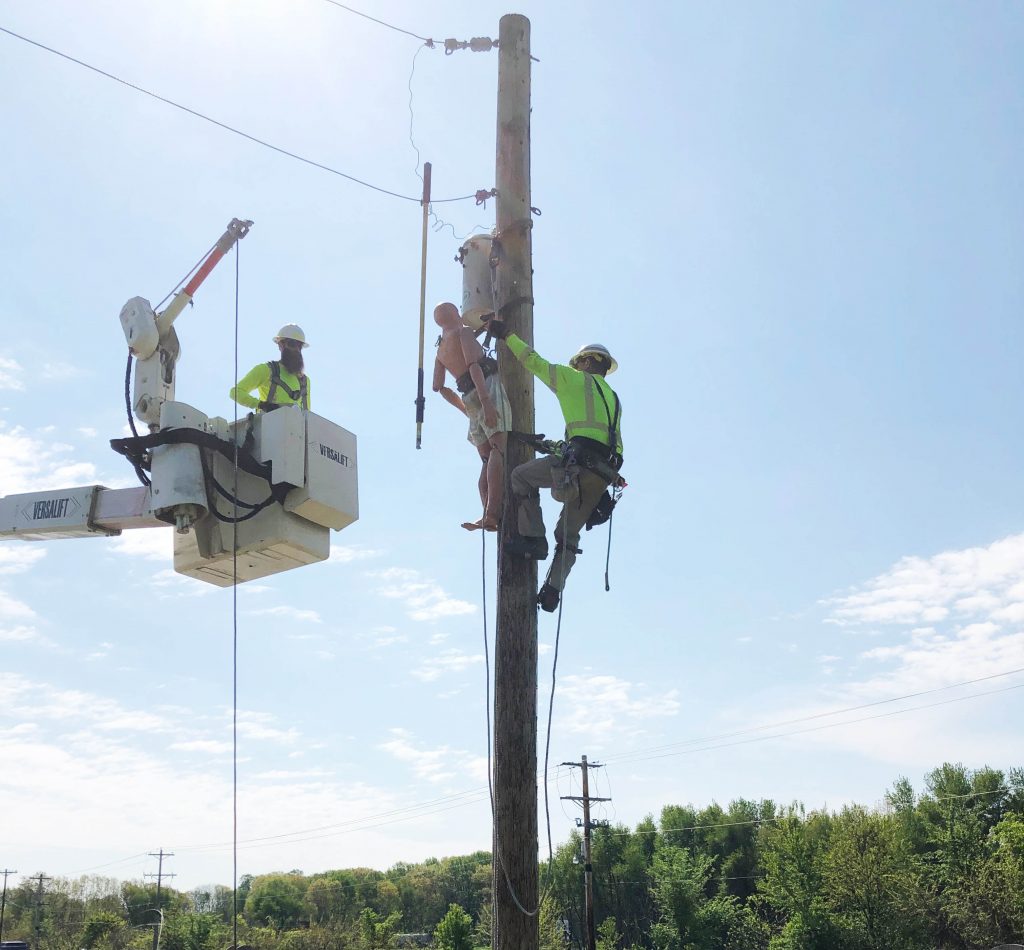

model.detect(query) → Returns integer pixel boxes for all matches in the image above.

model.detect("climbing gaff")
[415,162,432,449]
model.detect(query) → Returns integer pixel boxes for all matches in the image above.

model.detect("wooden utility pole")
[493,12,537,950]
[31,873,50,946]
[146,849,174,950]
[561,756,611,950]
[0,869,16,942]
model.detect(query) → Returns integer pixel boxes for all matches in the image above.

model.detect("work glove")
[484,317,510,340]
[258,400,276,413]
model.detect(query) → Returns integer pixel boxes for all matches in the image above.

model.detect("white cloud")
[361,626,408,649]
[369,567,475,622]
[411,649,484,682]
[0,673,174,733]
[249,605,323,624]
[820,534,1024,697]
[379,727,487,784]
[170,740,233,754]
[40,361,85,382]
[761,534,1024,766]
[329,544,383,564]
[0,425,98,494]
[0,356,24,391]
[825,533,1024,629]
[0,625,37,643]
[0,548,47,575]
[557,674,681,739]
[108,529,173,561]
[0,591,36,622]
[234,709,301,744]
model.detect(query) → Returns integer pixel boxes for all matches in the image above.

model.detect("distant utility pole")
[31,873,51,946]
[561,757,611,950]
[493,12,537,950]
[145,850,175,950]
[0,869,17,942]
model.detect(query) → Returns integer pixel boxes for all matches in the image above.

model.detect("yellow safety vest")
[506,334,623,455]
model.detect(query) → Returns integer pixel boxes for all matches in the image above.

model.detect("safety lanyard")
[591,377,620,452]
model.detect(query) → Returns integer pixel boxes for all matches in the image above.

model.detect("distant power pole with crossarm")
[561,756,611,950]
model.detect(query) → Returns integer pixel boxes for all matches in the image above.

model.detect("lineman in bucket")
[230,324,311,412]
[483,316,623,613]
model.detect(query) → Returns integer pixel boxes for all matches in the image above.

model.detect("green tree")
[80,911,130,950]
[596,916,618,950]
[822,806,929,950]
[942,814,1024,946]
[244,874,308,930]
[649,841,713,947]
[357,907,401,949]
[432,903,473,950]
[757,808,837,950]
[159,912,223,950]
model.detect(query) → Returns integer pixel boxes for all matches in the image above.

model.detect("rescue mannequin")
[432,302,511,531]
[230,324,310,412]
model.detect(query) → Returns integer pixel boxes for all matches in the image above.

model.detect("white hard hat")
[569,343,617,374]
[274,324,307,347]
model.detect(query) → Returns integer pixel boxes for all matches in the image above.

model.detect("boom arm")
[120,218,253,426]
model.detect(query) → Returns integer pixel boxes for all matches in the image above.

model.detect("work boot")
[537,583,560,613]
[503,535,549,561]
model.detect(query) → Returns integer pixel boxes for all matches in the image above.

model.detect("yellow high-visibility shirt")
[505,334,622,455]
[230,361,312,411]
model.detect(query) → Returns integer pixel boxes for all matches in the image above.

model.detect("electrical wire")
[609,784,1014,839]
[318,0,433,44]
[0,26,478,204]
[605,681,1024,769]
[601,666,1024,768]
[409,44,427,182]
[74,667,1024,868]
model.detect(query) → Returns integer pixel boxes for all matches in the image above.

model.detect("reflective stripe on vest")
[563,374,621,452]
[266,361,308,409]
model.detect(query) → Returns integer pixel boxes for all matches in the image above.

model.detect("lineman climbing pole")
[493,13,538,950]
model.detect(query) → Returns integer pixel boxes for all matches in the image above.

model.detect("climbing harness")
[454,354,500,395]
[265,360,309,409]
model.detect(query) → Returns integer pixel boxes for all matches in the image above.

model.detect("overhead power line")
[0,25,479,204]
[609,785,1014,838]
[605,681,1024,767]
[602,666,1024,767]
[62,670,1024,871]
[319,0,433,44]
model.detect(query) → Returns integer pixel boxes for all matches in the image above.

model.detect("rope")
[231,242,240,950]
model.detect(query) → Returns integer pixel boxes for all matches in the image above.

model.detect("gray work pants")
[511,455,609,592]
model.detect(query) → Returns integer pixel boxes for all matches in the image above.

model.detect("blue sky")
[1,0,1022,891]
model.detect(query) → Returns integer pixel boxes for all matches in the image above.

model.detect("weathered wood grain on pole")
[494,12,538,950]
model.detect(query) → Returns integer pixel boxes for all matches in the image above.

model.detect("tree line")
[3,762,1022,949]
